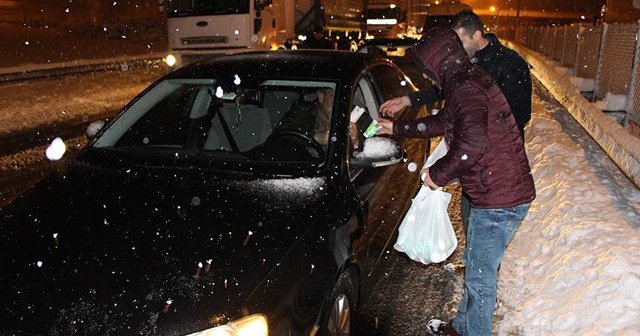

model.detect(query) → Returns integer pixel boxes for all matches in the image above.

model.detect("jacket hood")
[409,26,470,90]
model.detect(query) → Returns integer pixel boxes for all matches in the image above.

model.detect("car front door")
[349,63,429,292]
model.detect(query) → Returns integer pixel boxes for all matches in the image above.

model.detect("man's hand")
[421,167,440,189]
[375,118,394,135]
[379,95,411,117]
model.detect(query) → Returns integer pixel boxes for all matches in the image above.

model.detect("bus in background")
[164,0,364,68]
[365,3,406,39]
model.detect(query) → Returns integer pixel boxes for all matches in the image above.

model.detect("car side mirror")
[86,120,106,140]
[350,137,405,168]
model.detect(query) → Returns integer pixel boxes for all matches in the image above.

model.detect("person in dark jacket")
[380,10,531,139]
[376,26,536,336]
[380,9,532,233]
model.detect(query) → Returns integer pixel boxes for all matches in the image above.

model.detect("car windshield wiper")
[81,147,143,171]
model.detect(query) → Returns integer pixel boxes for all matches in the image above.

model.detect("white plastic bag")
[394,138,457,264]
[394,186,457,264]
[422,138,459,185]
[424,138,448,170]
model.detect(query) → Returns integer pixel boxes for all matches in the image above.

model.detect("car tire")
[320,268,358,336]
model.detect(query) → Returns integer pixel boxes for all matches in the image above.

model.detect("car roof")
[364,37,420,46]
[168,50,383,82]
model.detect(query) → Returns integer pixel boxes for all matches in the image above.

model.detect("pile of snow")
[568,76,595,92]
[594,92,628,111]
[353,137,400,160]
[506,41,640,189]
[554,66,575,77]
[494,92,640,335]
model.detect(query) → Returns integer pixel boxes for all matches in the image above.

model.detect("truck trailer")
[164,0,364,67]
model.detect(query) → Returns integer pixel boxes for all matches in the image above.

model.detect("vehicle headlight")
[185,314,268,336]
[165,54,177,67]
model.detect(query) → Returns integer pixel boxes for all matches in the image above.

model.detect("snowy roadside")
[506,41,640,190]
[494,83,640,335]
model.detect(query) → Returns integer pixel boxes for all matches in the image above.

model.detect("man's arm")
[495,51,532,137]
[379,87,441,117]
[428,86,489,187]
[376,106,447,138]
[407,87,441,107]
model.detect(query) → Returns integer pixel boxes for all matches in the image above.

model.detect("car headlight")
[185,314,268,336]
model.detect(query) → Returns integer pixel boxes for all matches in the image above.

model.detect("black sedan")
[0,50,428,336]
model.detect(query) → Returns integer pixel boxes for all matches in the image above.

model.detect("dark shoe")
[427,319,460,336]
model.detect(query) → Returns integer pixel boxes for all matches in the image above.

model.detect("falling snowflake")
[45,137,66,161]
[215,86,224,98]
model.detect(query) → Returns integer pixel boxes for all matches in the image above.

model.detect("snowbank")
[506,41,640,189]
[495,92,640,335]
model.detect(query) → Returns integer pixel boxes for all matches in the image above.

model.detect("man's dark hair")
[452,9,484,37]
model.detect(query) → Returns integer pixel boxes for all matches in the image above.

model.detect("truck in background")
[164,0,364,68]
[364,2,406,39]
[412,0,470,34]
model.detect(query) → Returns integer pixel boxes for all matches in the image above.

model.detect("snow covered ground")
[494,86,640,335]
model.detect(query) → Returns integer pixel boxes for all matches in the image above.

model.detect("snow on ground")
[495,89,640,335]
[593,92,628,112]
[0,22,166,72]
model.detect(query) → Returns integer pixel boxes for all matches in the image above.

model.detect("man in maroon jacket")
[377,27,536,336]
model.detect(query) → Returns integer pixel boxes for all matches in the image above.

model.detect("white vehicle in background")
[164,0,364,68]
[365,3,406,39]
[165,0,284,67]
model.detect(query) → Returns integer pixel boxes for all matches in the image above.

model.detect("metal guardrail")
[0,54,166,83]
[519,22,640,126]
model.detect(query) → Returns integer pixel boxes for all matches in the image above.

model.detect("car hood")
[0,162,332,335]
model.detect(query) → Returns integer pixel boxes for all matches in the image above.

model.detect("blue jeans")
[452,203,530,336]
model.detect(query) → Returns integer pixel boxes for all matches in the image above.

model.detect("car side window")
[368,64,411,107]
[347,78,379,180]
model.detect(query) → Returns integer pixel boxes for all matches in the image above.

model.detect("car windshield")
[167,0,250,17]
[92,77,336,166]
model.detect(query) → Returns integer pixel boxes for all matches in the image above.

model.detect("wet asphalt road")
[354,184,466,336]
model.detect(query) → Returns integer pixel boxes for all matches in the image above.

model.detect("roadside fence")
[516,21,640,137]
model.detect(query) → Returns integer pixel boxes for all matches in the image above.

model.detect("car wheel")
[322,269,357,336]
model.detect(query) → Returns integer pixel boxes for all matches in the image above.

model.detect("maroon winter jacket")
[394,27,535,209]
